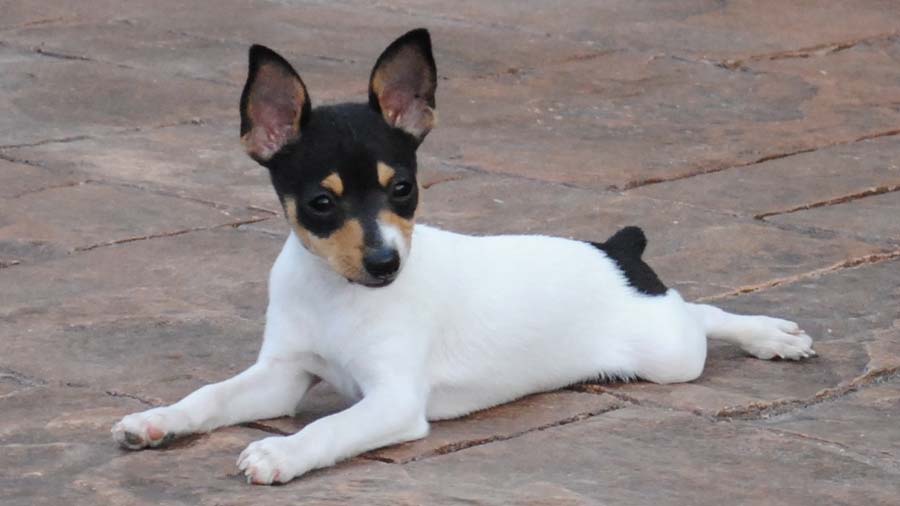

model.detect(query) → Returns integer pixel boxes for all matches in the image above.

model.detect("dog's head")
[239,29,436,287]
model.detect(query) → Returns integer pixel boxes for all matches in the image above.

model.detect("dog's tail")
[600,226,648,259]
[589,226,666,295]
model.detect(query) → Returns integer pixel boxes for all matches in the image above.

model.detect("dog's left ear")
[368,28,437,143]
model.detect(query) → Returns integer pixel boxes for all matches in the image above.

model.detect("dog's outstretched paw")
[740,317,816,360]
[238,437,309,485]
[112,408,181,450]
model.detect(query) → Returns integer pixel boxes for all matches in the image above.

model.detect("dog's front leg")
[112,359,313,449]
[237,379,428,484]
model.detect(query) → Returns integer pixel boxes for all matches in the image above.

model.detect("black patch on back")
[589,226,668,296]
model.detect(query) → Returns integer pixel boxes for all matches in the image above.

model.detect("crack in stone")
[696,250,900,302]
[167,29,358,66]
[0,151,52,169]
[755,184,900,220]
[0,116,222,155]
[622,128,900,190]
[32,47,95,62]
[0,367,46,387]
[715,368,900,421]
[104,389,156,407]
[718,32,900,71]
[72,216,273,253]
[388,404,626,464]
[15,16,68,28]
[421,174,468,189]
[239,421,291,436]
[87,179,278,216]
[760,425,900,473]
[7,180,88,199]
[12,44,136,70]
[763,428,852,450]
[0,135,92,150]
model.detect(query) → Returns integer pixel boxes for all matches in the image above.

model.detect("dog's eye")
[308,195,336,214]
[391,181,413,199]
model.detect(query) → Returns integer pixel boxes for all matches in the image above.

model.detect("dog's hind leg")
[112,360,314,450]
[687,303,815,360]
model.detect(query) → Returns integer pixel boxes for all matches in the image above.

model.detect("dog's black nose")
[363,248,400,278]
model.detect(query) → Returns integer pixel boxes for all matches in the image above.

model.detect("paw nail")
[124,432,143,446]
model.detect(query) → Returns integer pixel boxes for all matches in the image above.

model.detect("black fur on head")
[239,29,437,287]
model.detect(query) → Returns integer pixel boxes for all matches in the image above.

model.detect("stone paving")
[1,1,899,504]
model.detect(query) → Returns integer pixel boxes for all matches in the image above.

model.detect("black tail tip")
[604,226,648,257]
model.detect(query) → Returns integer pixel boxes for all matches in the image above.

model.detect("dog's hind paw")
[739,317,816,360]
[111,407,183,450]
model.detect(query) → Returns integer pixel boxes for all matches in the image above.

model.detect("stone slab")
[0,181,270,264]
[116,0,591,82]
[630,135,900,219]
[0,46,233,147]
[403,406,900,506]
[753,376,900,469]
[262,390,624,464]
[0,158,82,199]
[344,0,900,60]
[0,387,149,506]
[1,314,263,403]
[1,19,363,102]
[770,191,900,246]
[0,228,285,397]
[591,259,900,416]
[5,121,277,211]
[426,37,900,190]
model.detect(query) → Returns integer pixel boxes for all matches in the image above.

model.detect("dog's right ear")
[240,45,311,163]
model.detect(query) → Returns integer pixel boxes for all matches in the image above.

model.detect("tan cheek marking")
[284,195,364,279]
[377,162,396,188]
[321,173,344,196]
[313,219,365,279]
[379,210,414,247]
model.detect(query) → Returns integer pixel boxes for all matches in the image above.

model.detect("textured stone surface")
[403,406,900,505]
[0,46,233,147]
[426,36,900,190]
[2,1,900,504]
[770,191,900,246]
[338,0,900,60]
[0,158,81,199]
[630,135,900,219]
[753,378,900,470]
[0,182,269,264]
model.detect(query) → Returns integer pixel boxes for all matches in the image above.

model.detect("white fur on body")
[113,224,814,484]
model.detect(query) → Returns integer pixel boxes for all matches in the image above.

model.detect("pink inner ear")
[380,87,433,139]
[246,101,298,160]
[243,63,305,161]
[380,88,414,124]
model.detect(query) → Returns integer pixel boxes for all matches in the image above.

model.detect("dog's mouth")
[348,275,397,288]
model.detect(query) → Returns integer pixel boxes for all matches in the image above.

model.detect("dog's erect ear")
[240,45,311,163]
[368,28,437,143]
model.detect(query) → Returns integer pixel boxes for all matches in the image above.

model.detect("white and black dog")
[112,29,815,484]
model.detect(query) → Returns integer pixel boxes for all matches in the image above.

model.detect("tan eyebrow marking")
[377,162,396,188]
[321,173,344,196]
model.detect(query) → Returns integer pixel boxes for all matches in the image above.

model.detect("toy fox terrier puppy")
[113,28,815,484]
